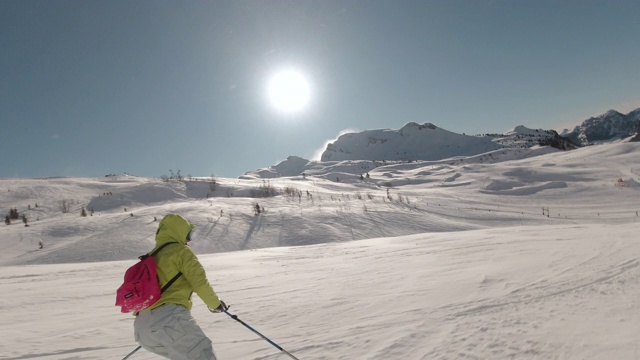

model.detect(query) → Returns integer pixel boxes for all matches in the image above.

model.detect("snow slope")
[1,142,640,359]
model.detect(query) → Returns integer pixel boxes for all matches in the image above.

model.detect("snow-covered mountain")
[319,122,503,162]
[562,108,640,145]
[319,122,580,163]
[247,107,640,179]
[244,123,577,179]
[243,156,310,178]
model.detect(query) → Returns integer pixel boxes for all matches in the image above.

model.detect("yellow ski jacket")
[147,214,222,311]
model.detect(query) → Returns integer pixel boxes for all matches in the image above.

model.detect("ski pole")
[225,310,300,360]
[122,345,141,360]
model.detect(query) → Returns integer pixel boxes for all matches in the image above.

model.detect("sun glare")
[267,70,311,114]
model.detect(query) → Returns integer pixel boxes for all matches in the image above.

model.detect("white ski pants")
[134,304,217,360]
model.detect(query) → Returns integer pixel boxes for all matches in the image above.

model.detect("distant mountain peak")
[564,107,640,145]
[401,122,437,130]
[603,109,623,117]
[505,125,542,136]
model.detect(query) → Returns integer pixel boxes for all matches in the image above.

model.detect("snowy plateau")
[1,110,640,359]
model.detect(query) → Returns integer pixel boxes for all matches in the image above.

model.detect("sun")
[267,70,311,114]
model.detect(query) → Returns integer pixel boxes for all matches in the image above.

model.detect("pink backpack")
[115,242,182,313]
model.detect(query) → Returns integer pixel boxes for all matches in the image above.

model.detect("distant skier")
[38,240,44,249]
[133,214,228,359]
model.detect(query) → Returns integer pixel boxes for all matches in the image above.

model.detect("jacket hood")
[155,214,195,246]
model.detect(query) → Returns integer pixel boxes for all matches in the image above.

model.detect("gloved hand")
[209,300,229,313]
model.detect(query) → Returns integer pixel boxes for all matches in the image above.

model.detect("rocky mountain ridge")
[562,108,640,145]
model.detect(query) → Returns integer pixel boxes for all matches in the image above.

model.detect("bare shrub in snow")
[250,181,277,198]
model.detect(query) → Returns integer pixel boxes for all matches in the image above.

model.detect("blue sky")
[2,0,639,179]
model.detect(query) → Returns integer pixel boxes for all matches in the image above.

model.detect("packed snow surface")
[1,143,640,359]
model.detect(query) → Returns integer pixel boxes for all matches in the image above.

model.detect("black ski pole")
[225,310,300,360]
[122,345,141,360]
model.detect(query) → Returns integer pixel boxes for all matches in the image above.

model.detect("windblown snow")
[1,142,640,359]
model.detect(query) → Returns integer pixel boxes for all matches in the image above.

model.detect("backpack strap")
[161,272,182,293]
[145,242,183,294]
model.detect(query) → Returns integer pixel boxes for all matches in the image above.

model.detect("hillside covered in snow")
[1,142,640,359]
[3,142,639,266]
